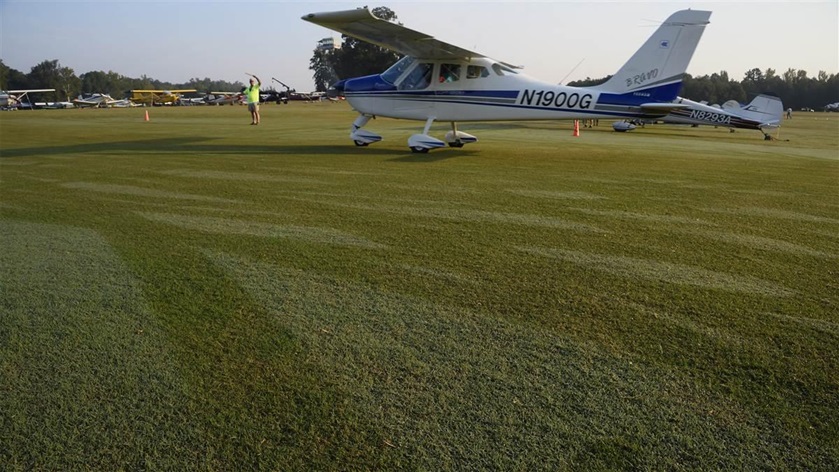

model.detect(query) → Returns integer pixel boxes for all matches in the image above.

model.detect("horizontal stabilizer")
[641,102,692,112]
[638,102,694,117]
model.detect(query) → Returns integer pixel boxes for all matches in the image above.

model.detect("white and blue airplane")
[1,89,56,110]
[663,94,784,138]
[303,7,712,152]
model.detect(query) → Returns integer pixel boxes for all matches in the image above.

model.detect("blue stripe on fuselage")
[345,89,520,100]
[343,80,685,118]
[595,82,683,107]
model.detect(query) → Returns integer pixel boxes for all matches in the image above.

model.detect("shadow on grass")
[0,137,408,159]
[388,149,480,163]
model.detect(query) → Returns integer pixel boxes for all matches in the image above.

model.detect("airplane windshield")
[382,57,416,84]
[398,62,433,90]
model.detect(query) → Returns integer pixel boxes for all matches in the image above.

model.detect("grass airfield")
[1,103,837,470]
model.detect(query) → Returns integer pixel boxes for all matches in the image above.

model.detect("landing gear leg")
[448,122,464,148]
[350,113,382,146]
[444,121,478,148]
[408,117,446,153]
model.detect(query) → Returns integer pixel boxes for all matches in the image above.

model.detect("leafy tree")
[0,59,30,90]
[184,77,243,93]
[566,66,838,110]
[27,60,81,100]
[309,6,401,87]
[0,59,9,89]
[743,68,764,83]
[6,52,837,110]
[566,76,611,87]
[79,70,107,94]
[7,68,28,90]
[310,48,338,92]
[680,71,745,105]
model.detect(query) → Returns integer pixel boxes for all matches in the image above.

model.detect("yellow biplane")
[128,89,197,106]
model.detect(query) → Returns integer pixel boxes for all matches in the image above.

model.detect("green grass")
[1,104,837,470]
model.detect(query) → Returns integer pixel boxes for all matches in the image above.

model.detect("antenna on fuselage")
[559,58,585,85]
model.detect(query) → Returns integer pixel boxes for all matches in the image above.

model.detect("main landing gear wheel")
[354,140,369,147]
[411,146,429,153]
[448,141,465,148]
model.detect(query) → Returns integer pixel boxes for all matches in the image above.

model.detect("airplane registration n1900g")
[303,7,711,152]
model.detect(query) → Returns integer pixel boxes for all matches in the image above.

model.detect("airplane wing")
[129,89,196,94]
[303,8,519,67]
[7,89,56,94]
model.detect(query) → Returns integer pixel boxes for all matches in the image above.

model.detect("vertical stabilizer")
[598,10,711,95]
[739,94,785,127]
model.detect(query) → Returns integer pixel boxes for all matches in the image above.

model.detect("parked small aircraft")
[662,94,784,137]
[72,93,133,108]
[303,7,712,152]
[260,89,288,104]
[1,89,56,110]
[30,101,75,109]
[205,92,242,106]
[128,89,197,106]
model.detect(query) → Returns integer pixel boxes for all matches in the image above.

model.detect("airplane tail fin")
[596,9,711,101]
[736,94,785,128]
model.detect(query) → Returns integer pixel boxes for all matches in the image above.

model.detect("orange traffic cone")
[572,120,580,137]
[144,110,150,121]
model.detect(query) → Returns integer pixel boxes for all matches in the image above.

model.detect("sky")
[1,0,837,92]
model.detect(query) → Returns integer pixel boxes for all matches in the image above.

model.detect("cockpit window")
[491,63,519,76]
[398,62,433,90]
[382,56,416,84]
[439,64,461,83]
[466,65,490,79]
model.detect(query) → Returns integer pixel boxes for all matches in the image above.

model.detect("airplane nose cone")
[343,75,397,93]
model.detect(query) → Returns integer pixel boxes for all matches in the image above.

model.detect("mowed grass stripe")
[270,193,607,233]
[0,220,196,468]
[207,251,812,470]
[62,181,239,203]
[139,211,387,249]
[1,105,837,469]
[677,227,838,259]
[519,246,794,297]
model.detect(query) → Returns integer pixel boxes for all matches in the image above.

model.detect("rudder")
[740,94,784,127]
[597,10,712,96]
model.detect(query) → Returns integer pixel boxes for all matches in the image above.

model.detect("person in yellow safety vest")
[244,73,261,125]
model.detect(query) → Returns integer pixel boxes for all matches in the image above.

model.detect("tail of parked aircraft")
[597,9,712,99]
[735,94,785,128]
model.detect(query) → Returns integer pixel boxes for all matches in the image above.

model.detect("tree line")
[307,7,838,111]
[0,59,245,100]
[5,4,837,111]
[568,68,839,110]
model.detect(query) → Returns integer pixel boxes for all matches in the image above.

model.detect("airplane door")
[395,62,435,117]
[433,63,464,119]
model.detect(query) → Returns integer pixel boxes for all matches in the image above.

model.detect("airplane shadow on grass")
[387,149,480,163]
[0,136,480,161]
